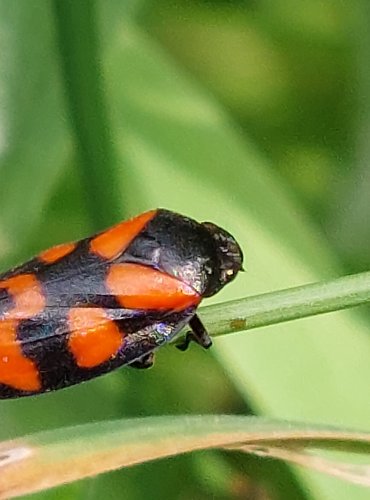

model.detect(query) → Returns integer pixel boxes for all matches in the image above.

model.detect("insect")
[0,209,243,398]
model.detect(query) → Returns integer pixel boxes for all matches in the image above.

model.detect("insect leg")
[176,314,212,351]
[129,352,155,369]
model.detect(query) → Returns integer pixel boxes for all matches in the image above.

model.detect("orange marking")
[0,320,41,391]
[90,210,157,260]
[0,274,45,319]
[39,242,76,264]
[106,263,200,311]
[68,308,124,368]
[0,274,43,391]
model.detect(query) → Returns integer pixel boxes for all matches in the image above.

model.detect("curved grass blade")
[0,415,370,499]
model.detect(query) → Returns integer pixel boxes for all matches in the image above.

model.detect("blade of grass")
[1,415,370,499]
[195,271,370,339]
[0,1,70,266]
[52,0,122,229]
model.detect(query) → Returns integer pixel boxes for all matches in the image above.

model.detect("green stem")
[52,0,122,229]
[195,271,370,338]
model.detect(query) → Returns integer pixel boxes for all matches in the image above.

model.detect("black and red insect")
[0,209,243,398]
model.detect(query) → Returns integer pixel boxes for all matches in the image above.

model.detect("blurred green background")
[0,1,370,499]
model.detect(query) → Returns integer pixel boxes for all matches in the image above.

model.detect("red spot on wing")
[106,263,200,311]
[68,308,124,368]
[0,274,45,319]
[90,210,157,260]
[0,321,41,392]
[0,274,44,391]
[39,242,76,264]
